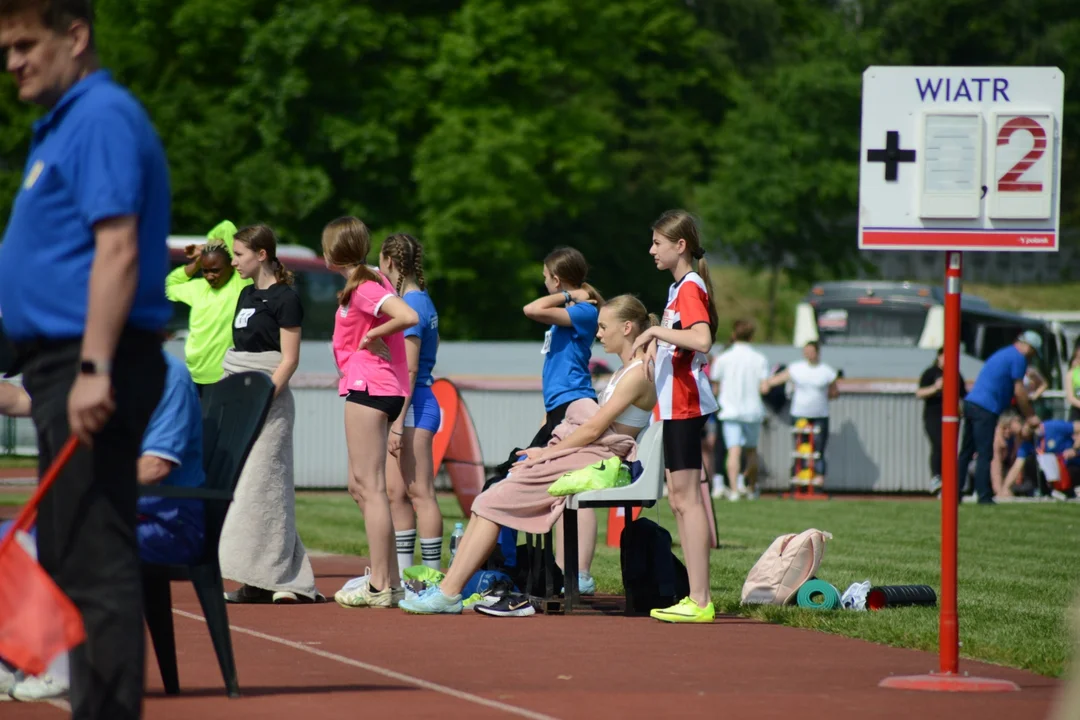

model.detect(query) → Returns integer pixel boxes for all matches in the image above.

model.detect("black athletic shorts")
[346,389,405,422]
[662,415,711,472]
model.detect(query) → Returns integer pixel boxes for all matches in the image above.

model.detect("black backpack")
[619,517,690,615]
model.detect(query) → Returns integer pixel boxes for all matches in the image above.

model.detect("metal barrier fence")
[4,383,1072,493]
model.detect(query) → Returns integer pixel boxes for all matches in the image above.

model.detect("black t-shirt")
[232,284,303,353]
[918,364,967,417]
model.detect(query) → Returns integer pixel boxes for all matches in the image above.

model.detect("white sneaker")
[726,489,740,502]
[0,662,18,701]
[11,674,68,702]
[711,485,724,499]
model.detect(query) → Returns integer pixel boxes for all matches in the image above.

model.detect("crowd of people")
[924,329,1079,504]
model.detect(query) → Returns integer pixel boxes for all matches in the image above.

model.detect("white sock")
[419,537,443,570]
[395,529,416,574]
[711,474,725,492]
[736,474,746,492]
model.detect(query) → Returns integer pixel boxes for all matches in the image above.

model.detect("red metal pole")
[940,250,962,675]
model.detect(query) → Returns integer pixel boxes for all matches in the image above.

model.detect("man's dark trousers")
[19,329,165,719]
[956,400,998,504]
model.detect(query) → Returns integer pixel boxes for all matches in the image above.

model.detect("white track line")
[172,608,558,720]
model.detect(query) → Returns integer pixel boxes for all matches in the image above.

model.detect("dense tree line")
[2,0,1078,339]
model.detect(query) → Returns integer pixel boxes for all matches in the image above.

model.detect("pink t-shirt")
[333,272,410,397]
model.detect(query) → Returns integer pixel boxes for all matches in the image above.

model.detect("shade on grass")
[296,492,1080,677]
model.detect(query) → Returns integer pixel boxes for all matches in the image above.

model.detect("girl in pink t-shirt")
[322,216,418,609]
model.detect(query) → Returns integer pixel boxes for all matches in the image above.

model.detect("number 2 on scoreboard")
[987,112,1054,220]
[995,116,1047,193]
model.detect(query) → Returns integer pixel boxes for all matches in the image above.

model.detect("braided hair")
[381,233,427,295]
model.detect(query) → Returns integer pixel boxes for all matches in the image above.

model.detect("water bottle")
[448,522,465,566]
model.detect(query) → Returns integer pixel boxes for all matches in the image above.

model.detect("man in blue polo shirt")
[0,1,171,717]
[957,331,1041,504]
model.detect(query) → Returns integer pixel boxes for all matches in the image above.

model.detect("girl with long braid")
[378,233,445,573]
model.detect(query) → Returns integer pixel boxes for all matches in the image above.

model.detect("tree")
[697,6,878,340]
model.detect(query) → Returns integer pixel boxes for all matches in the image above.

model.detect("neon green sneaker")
[650,597,715,623]
[403,565,445,585]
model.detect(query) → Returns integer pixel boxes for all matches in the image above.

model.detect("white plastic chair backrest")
[633,421,665,498]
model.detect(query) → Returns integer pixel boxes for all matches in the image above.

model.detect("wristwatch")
[562,290,572,305]
[79,359,112,376]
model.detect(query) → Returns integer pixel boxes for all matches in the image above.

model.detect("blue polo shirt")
[0,71,171,341]
[965,345,1028,416]
[136,352,205,535]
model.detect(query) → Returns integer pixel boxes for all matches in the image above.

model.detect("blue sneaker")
[399,584,463,615]
[562,571,597,596]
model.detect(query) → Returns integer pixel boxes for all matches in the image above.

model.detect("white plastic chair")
[562,421,665,612]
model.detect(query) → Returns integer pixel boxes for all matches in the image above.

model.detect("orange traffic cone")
[606,506,642,548]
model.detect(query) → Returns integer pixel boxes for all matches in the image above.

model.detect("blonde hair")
[234,225,293,285]
[604,294,658,338]
[321,216,381,306]
[651,209,718,339]
[381,233,427,295]
[544,247,604,306]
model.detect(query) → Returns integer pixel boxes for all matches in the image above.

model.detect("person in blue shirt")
[137,352,206,565]
[378,233,446,575]
[521,247,603,594]
[0,3,171,716]
[0,350,203,703]
[957,331,1041,504]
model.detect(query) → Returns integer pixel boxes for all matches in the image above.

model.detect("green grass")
[0,455,37,469]
[295,492,1080,677]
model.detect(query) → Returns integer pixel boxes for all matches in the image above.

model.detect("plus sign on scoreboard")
[858,66,1065,252]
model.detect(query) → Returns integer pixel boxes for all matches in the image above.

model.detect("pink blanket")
[470,399,638,534]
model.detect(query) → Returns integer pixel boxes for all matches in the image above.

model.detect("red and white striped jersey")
[654,271,718,420]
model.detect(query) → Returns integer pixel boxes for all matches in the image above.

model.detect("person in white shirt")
[710,319,769,500]
[762,341,839,486]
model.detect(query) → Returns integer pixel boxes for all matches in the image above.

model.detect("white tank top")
[598,359,652,430]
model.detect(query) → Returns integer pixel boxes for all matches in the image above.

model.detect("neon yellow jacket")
[165,220,252,384]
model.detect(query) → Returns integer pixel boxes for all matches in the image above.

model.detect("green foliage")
[1,0,1079,337]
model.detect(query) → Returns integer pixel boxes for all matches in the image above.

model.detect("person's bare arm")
[523,289,593,327]
[0,383,31,417]
[1028,370,1047,401]
[1067,372,1080,409]
[633,323,713,355]
[271,327,302,396]
[69,216,143,444]
[389,336,421,456]
[137,455,176,485]
[761,369,791,394]
[916,376,943,399]
[1014,379,1035,418]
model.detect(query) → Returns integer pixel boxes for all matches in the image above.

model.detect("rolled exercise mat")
[866,585,937,611]
[796,579,841,610]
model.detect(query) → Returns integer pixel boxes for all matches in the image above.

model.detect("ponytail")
[696,256,719,341]
[273,258,295,286]
[339,264,381,306]
[648,313,660,328]
[580,281,604,307]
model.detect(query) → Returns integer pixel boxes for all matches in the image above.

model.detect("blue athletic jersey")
[403,289,439,387]
[541,302,598,412]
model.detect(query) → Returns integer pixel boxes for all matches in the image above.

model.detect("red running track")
[3,554,1062,719]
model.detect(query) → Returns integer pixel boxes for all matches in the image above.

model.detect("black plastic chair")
[140,371,275,698]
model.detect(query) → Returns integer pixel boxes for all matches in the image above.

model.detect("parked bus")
[165,236,344,341]
[793,280,1069,387]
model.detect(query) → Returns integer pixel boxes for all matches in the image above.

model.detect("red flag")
[0,437,85,675]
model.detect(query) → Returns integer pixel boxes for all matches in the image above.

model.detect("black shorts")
[526,400,574,449]
[662,416,710,472]
[346,390,405,422]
